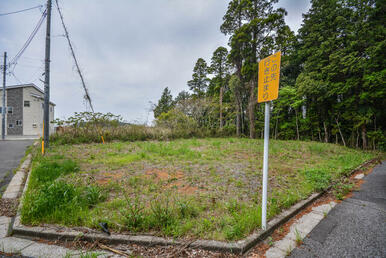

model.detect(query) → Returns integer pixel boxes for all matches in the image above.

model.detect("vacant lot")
[21,138,375,240]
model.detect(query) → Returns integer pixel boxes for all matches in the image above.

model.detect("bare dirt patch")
[95,170,126,185]
[145,169,198,194]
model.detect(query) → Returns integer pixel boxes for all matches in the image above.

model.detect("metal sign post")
[257,51,281,230]
[261,101,271,229]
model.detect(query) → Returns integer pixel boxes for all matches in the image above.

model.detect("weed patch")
[22,138,377,240]
[21,156,106,225]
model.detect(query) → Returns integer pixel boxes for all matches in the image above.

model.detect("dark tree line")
[154,0,385,150]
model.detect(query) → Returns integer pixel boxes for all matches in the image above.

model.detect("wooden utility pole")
[2,52,6,140]
[43,0,52,148]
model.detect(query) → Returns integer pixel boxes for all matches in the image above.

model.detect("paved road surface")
[0,140,33,194]
[289,161,386,257]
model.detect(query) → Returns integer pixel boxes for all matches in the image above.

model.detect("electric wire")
[0,5,43,16]
[54,0,94,112]
[8,9,47,73]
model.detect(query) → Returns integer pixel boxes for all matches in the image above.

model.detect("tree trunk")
[336,134,338,144]
[318,129,322,142]
[356,128,359,148]
[248,80,256,139]
[311,126,314,141]
[236,100,241,137]
[219,86,223,130]
[323,122,328,143]
[275,117,278,140]
[295,110,300,140]
[361,124,367,149]
[335,117,346,147]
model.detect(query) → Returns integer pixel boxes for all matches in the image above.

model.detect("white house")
[0,83,55,137]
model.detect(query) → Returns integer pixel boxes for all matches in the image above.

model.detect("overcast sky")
[0,0,310,124]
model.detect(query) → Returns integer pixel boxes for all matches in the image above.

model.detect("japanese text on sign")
[258,51,281,103]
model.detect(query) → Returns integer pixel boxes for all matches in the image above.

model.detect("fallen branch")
[98,243,130,257]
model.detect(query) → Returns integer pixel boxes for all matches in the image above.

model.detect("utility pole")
[43,0,52,148]
[2,52,6,141]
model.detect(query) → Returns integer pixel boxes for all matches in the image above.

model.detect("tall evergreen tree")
[153,87,174,118]
[210,46,230,129]
[228,0,288,138]
[188,58,209,98]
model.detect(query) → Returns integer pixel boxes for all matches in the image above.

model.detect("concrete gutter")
[9,158,377,254]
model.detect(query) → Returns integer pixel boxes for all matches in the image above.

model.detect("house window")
[16,120,22,126]
[8,123,13,128]
[0,107,2,113]
[32,123,37,128]
[7,106,13,114]
[41,103,44,109]
[24,101,30,107]
[50,106,53,112]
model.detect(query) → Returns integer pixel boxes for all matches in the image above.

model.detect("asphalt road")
[289,161,386,257]
[0,140,33,194]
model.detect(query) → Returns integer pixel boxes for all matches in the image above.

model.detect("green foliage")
[188,58,209,97]
[146,0,386,149]
[153,87,174,118]
[156,109,198,134]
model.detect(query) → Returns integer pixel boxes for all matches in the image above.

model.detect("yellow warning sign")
[258,51,281,103]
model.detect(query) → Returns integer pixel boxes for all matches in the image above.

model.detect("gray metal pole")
[43,0,51,148]
[261,101,271,229]
[2,52,6,140]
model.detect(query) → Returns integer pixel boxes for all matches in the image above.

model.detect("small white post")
[262,101,271,230]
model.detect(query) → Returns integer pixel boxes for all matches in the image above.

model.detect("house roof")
[0,83,56,106]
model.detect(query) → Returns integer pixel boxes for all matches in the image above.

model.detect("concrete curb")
[1,154,32,238]
[10,157,377,254]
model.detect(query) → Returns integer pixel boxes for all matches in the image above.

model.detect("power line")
[8,9,47,73]
[54,0,94,112]
[0,5,43,16]
[10,71,23,84]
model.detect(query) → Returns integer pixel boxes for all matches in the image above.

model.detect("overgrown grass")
[21,157,107,225]
[22,138,378,240]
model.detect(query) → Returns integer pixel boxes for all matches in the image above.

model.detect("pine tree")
[153,87,174,118]
[210,47,230,129]
[188,58,209,97]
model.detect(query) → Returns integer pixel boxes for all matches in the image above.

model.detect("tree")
[228,0,288,138]
[221,0,247,135]
[229,75,242,136]
[210,46,230,129]
[153,87,174,118]
[188,58,209,97]
[175,90,191,104]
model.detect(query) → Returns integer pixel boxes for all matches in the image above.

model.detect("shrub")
[50,111,235,145]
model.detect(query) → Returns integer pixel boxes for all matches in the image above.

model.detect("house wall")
[23,87,55,136]
[7,88,23,135]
